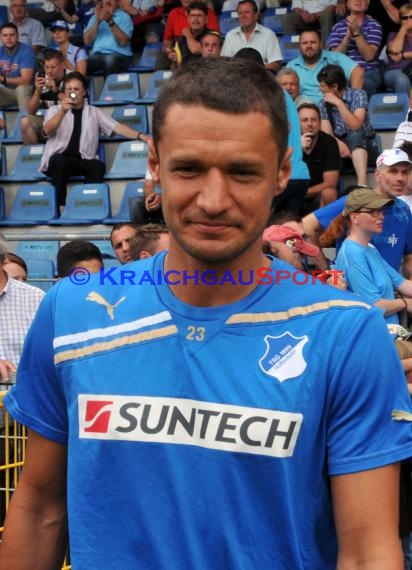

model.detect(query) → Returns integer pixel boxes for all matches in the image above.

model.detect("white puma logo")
[392,410,412,422]
[86,292,126,320]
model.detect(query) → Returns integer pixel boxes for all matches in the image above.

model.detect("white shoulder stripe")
[53,311,172,349]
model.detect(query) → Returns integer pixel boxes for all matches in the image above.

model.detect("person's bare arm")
[306,170,340,197]
[332,464,403,569]
[0,359,16,382]
[302,212,330,269]
[349,64,364,89]
[402,253,412,279]
[112,122,150,141]
[265,60,282,72]
[4,67,33,87]
[0,430,68,569]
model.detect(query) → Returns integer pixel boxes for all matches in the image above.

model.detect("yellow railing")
[0,390,71,569]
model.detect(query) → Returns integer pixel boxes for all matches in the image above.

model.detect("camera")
[69,92,77,102]
[38,70,45,78]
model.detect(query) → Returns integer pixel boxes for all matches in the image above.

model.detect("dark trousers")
[87,53,132,77]
[46,154,105,206]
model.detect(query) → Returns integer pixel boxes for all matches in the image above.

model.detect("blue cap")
[50,20,69,31]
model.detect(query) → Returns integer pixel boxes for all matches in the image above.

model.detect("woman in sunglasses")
[384,1,412,93]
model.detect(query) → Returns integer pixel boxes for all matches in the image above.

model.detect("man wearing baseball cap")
[263,224,320,270]
[303,148,412,276]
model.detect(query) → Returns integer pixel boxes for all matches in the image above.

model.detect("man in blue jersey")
[1,58,412,569]
[303,148,412,277]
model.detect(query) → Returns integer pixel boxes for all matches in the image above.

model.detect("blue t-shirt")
[335,239,405,325]
[5,253,412,569]
[0,41,35,78]
[86,9,133,56]
[288,50,358,105]
[284,89,310,181]
[315,195,412,271]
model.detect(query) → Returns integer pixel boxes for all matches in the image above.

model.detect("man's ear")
[148,138,161,185]
[139,250,151,259]
[274,146,292,198]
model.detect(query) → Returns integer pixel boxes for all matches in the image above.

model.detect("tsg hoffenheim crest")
[259,332,309,382]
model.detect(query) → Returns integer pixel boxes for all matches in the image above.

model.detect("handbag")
[132,6,163,25]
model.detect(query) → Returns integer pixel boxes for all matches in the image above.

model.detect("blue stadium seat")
[279,35,301,63]
[129,42,163,72]
[103,257,121,269]
[0,183,57,226]
[0,186,4,220]
[1,144,47,182]
[262,7,289,34]
[49,183,111,225]
[26,258,55,292]
[139,70,172,104]
[0,110,6,139]
[92,239,116,258]
[368,93,409,131]
[219,11,239,35]
[15,239,60,266]
[93,73,142,105]
[103,181,144,223]
[0,5,8,25]
[100,105,149,141]
[105,141,148,179]
[3,109,47,144]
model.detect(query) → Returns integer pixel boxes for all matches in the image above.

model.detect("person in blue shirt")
[1,57,411,570]
[303,148,412,277]
[287,29,364,104]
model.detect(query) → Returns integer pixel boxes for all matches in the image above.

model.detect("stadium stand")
[0,183,58,226]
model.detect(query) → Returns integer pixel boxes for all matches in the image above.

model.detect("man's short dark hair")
[152,57,288,165]
[129,224,169,260]
[237,0,258,13]
[400,140,412,161]
[299,29,321,42]
[297,102,321,120]
[57,240,103,277]
[0,22,18,34]
[187,1,208,15]
[317,64,346,91]
[43,48,64,63]
[109,222,139,245]
[63,71,88,91]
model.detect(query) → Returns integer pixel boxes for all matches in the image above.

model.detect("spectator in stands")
[9,0,46,55]
[0,238,44,383]
[50,20,88,75]
[20,49,66,145]
[287,29,364,104]
[57,240,103,277]
[84,0,133,77]
[28,0,76,26]
[298,102,341,209]
[281,0,337,45]
[167,1,211,67]
[119,0,164,53]
[277,67,308,106]
[302,149,412,276]
[199,30,222,57]
[0,23,35,111]
[317,63,374,187]
[134,168,165,225]
[394,94,412,147]
[40,71,150,208]
[110,222,138,263]
[384,2,412,95]
[326,0,382,99]
[129,223,169,259]
[3,252,27,282]
[221,0,283,73]
[160,0,218,69]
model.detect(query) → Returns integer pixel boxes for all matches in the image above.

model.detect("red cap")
[263,225,320,257]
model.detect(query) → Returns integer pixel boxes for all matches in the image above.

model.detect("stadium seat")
[26,258,55,292]
[49,183,111,225]
[262,7,289,34]
[0,186,5,220]
[101,105,149,141]
[279,35,301,63]
[105,140,148,179]
[15,239,60,266]
[1,144,47,182]
[368,93,409,131]
[0,110,6,139]
[4,109,47,144]
[0,183,58,226]
[139,70,172,104]
[103,181,145,223]
[0,5,8,25]
[103,257,121,269]
[219,11,239,35]
[92,239,116,258]
[129,42,163,72]
[92,72,142,105]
